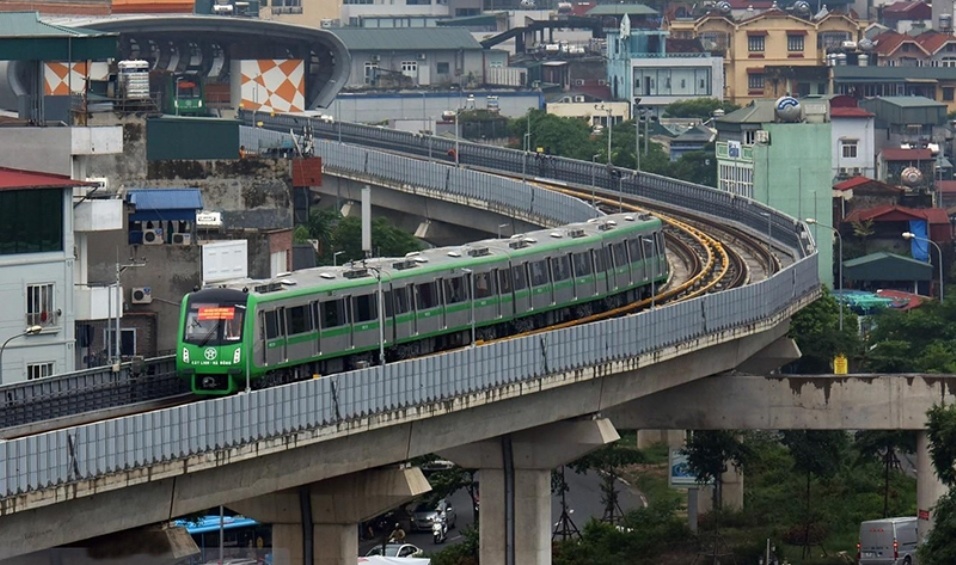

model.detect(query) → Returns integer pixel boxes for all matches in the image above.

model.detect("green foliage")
[787,290,860,371]
[330,216,424,265]
[568,442,646,524]
[863,301,956,373]
[303,207,341,260]
[508,109,595,161]
[920,404,956,564]
[668,146,717,187]
[682,430,752,509]
[662,98,740,119]
[853,431,917,518]
[292,224,311,244]
[920,490,956,565]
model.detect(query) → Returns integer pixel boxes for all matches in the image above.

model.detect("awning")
[128,188,204,222]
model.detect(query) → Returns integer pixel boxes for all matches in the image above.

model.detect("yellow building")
[668,9,864,104]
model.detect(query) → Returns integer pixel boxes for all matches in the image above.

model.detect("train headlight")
[233,348,241,363]
[182,347,190,363]
[201,376,217,389]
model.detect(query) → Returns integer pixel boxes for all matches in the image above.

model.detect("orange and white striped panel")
[44,62,109,95]
[239,59,305,113]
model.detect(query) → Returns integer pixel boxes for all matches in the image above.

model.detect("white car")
[365,543,423,558]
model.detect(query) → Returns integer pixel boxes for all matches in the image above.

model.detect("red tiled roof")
[843,204,949,224]
[833,176,871,191]
[915,31,954,54]
[0,167,93,191]
[937,180,956,193]
[873,31,931,56]
[883,1,927,14]
[881,147,933,161]
[830,107,874,118]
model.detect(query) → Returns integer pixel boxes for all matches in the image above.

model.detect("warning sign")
[919,509,930,520]
[833,354,848,375]
[198,306,236,320]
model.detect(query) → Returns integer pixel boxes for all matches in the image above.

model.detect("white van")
[858,516,918,564]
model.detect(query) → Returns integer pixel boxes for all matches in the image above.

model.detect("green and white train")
[176,213,668,395]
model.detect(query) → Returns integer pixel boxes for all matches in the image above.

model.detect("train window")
[628,239,644,262]
[416,282,439,309]
[573,252,592,277]
[320,299,347,328]
[393,286,411,314]
[352,294,378,323]
[264,310,281,339]
[445,276,469,304]
[593,248,608,272]
[287,305,312,334]
[498,269,513,293]
[530,260,549,286]
[474,272,495,298]
[383,290,395,317]
[612,242,629,267]
[551,256,571,282]
[511,265,528,290]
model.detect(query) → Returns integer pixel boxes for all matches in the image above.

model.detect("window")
[392,286,412,314]
[27,362,54,381]
[841,140,858,158]
[593,248,608,272]
[401,61,418,77]
[437,62,450,74]
[364,62,377,85]
[611,242,628,267]
[264,310,282,339]
[287,305,312,334]
[352,294,378,323]
[319,299,347,328]
[941,58,956,68]
[529,260,550,286]
[416,282,439,309]
[497,269,512,293]
[628,239,644,262]
[748,73,765,90]
[0,189,63,255]
[444,277,469,304]
[103,328,136,357]
[551,256,571,281]
[26,283,56,327]
[944,87,955,101]
[474,272,495,298]
[748,35,765,52]
[511,265,528,290]
[572,252,592,277]
[787,34,804,51]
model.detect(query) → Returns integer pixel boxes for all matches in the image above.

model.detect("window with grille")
[842,140,858,158]
[26,283,56,327]
[401,61,418,75]
[748,35,765,52]
[748,73,765,90]
[27,362,54,380]
[787,35,804,51]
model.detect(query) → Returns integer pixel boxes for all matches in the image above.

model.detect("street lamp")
[521,132,532,186]
[0,325,42,383]
[903,232,944,302]
[590,153,601,214]
[633,97,641,172]
[333,250,344,267]
[461,268,476,346]
[806,218,844,331]
[496,223,508,239]
[595,104,613,167]
[363,264,388,367]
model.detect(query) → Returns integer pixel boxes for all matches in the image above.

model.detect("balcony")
[75,285,122,322]
[272,6,303,14]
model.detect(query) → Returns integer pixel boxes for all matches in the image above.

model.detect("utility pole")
[113,255,146,369]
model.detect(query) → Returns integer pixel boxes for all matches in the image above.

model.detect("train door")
[609,241,632,291]
[414,280,443,336]
[350,291,381,350]
[592,247,610,297]
[317,296,349,356]
[391,284,416,338]
[443,274,470,330]
[528,258,553,310]
[511,262,532,315]
[497,268,515,319]
[550,254,574,305]
[572,249,597,299]
[262,307,286,366]
[284,302,317,360]
[473,269,499,324]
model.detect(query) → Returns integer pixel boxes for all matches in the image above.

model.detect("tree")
[330,216,424,265]
[568,442,646,524]
[668,145,718,187]
[920,404,956,564]
[854,431,917,517]
[508,110,596,161]
[787,289,860,373]
[303,207,342,263]
[663,98,740,119]
[864,302,956,373]
[850,219,876,255]
[682,430,752,510]
[780,430,848,558]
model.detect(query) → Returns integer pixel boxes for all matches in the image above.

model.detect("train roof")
[205,213,659,298]
[175,515,261,534]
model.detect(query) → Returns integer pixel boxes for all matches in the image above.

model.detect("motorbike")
[432,513,449,544]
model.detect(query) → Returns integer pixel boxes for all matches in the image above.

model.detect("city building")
[829,95,876,180]
[714,97,833,286]
[881,1,932,33]
[605,6,723,116]
[667,7,863,104]
[331,28,485,90]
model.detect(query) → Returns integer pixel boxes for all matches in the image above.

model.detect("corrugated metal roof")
[716,99,776,124]
[877,96,944,108]
[331,28,482,51]
[127,188,203,211]
[0,166,94,191]
[587,3,658,15]
[0,12,103,37]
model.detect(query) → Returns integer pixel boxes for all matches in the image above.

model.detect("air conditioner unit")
[172,233,192,245]
[370,55,380,63]
[419,53,427,60]
[131,287,153,305]
[573,79,585,86]
[597,79,607,86]
[755,129,770,144]
[573,95,586,102]
[852,167,862,175]
[838,167,851,178]
[142,228,164,245]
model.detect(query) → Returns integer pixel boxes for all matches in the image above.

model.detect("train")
[176,213,669,395]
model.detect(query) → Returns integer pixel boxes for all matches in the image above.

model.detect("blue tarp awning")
[128,188,203,222]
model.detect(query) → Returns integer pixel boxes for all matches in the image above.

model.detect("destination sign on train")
[198,307,236,320]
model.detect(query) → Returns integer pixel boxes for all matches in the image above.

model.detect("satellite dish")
[774,96,802,122]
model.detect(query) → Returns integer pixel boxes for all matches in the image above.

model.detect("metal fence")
[1,252,817,497]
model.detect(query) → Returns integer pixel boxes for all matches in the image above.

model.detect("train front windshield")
[183,303,246,345]
[177,80,200,99]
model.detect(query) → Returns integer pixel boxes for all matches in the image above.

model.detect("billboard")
[668,448,715,488]
[44,62,110,95]
[202,240,248,284]
[232,59,305,114]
